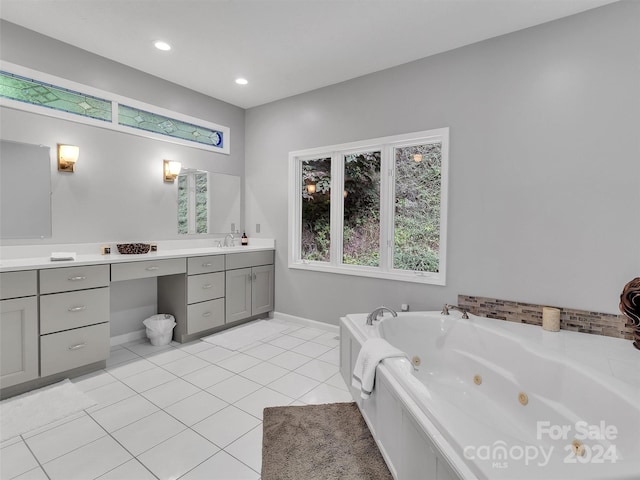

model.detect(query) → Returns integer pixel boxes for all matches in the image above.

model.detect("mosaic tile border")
[458,295,635,340]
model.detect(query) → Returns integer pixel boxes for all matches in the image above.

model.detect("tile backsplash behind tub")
[458,295,634,340]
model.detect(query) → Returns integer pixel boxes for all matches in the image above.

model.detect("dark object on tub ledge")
[116,243,151,255]
[619,277,640,350]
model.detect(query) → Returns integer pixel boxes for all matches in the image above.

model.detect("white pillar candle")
[542,307,561,332]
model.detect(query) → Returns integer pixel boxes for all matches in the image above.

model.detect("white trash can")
[143,314,176,346]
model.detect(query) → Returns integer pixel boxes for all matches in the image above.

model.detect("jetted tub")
[340,310,640,480]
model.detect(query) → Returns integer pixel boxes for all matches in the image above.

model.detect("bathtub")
[340,310,640,480]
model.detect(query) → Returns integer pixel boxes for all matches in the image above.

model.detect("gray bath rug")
[262,402,393,480]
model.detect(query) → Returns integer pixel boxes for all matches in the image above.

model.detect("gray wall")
[245,1,640,324]
[0,20,245,245]
[0,21,246,337]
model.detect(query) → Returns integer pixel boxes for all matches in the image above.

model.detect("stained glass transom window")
[0,71,112,122]
[118,105,224,148]
[0,64,229,154]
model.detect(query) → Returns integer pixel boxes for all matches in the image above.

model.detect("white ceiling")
[0,0,617,109]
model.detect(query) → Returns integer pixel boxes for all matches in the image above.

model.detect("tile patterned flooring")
[1,318,352,479]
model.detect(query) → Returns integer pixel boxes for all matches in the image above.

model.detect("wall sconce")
[163,160,182,182]
[413,154,423,163]
[58,144,79,172]
[306,183,316,194]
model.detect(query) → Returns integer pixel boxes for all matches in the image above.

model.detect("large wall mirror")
[178,170,240,235]
[0,140,52,239]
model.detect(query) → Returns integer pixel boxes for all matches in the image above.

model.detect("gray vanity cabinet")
[0,271,38,388]
[225,251,274,323]
[39,265,110,377]
[160,255,226,343]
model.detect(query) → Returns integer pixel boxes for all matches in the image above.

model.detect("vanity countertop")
[0,240,275,273]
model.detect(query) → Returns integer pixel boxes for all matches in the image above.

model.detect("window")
[289,128,449,285]
[0,62,229,153]
[178,171,208,234]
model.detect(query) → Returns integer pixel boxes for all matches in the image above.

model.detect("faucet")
[223,233,235,247]
[441,303,469,319]
[366,306,398,325]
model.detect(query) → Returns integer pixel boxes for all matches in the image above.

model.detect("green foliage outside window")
[300,143,442,273]
[394,143,441,272]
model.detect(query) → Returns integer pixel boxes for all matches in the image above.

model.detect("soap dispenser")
[241,232,248,246]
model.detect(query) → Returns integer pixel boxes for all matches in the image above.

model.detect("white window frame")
[288,128,449,285]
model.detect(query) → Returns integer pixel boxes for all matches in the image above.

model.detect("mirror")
[0,140,52,239]
[178,171,240,235]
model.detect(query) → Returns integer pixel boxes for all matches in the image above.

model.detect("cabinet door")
[1,297,38,388]
[225,268,252,323]
[251,264,274,316]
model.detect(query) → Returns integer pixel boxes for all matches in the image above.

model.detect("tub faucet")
[223,233,235,247]
[366,306,398,325]
[441,304,469,319]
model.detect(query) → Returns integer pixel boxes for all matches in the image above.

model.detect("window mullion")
[380,145,393,272]
[290,156,302,263]
[330,152,344,267]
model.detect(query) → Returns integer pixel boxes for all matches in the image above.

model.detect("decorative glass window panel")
[301,157,332,262]
[194,172,209,234]
[343,151,381,267]
[0,63,230,154]
[177,175,189,234]
[0,70,112,122]
[118,104,224,148]
[393,142,442,273]
[178,171,208,235]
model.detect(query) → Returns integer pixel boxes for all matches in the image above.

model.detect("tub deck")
[341,311,640,480]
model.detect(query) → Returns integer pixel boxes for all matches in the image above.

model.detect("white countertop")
[0,239,275,272]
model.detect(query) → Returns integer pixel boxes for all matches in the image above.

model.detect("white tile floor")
[1,319,352,480]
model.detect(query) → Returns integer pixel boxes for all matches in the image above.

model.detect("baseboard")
[272,311,339,334]
[110,329,146,347]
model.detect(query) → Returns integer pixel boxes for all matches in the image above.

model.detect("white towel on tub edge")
[352,337,409,399]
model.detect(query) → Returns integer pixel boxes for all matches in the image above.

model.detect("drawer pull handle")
[202,311,212,317]
[68,306,87,312]
[202,263,213,267]
[253,273,257,281]
[146,266,160,271]
[68,343,87,351]
[202,284,214,289]
[68,276,87,281]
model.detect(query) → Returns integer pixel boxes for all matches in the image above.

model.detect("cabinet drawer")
[188,255,225,275]
[40,265,110,294]
[187,298,225,334]
[0,270,37,300]
[225,250,274,270]
[188,272,224,304]
[40,287,110,334]
[111,258,186,282]
[40,322,109,377]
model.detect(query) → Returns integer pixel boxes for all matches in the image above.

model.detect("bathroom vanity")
[0,243,274,398]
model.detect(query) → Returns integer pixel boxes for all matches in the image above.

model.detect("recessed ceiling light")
[235,78,249,85]
[154,41,171,51]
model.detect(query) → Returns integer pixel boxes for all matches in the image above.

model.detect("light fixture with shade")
[58,144,79,172]
[413,154,423,163]
[163,160,182,182]
[306,183,316,194]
